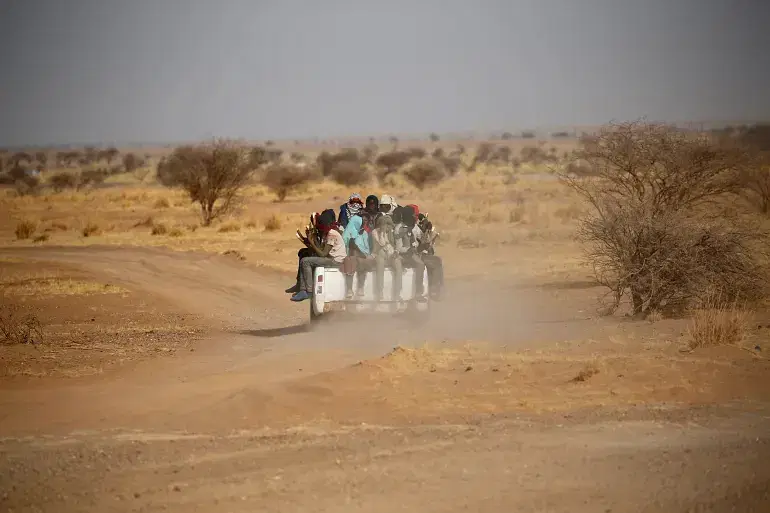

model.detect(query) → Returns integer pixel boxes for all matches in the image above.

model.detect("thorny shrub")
[403,158,447,190]
[329,160,370,187]
[375,150,417,181]
[157,140,257,225]
[49,171,79,192]
[15,219,37,240]
[0,304,43,345]
[734,124,770,215]
[316,149,360,177]
[262,163,320,202]
[558,120,767,319]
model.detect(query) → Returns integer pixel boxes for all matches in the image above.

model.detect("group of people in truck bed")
[286,192,444,303]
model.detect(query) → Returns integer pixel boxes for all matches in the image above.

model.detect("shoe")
[290,290,310,302]
[345,289,354,300]
[355,289,365,299]
[285,283,300,294]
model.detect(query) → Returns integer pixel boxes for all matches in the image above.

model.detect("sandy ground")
[1,245,769,512]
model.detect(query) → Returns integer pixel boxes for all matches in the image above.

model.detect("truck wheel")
[309,295,322,323]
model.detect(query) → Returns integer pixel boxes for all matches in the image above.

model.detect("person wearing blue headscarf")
[342,214,370,256]
[341,213,373,298]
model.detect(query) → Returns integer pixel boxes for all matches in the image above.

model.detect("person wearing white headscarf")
[338,193,364,228]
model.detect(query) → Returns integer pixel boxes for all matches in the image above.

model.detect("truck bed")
[311,266,430,317]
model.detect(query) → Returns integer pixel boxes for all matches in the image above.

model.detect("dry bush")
[15,219,37,240]
[217,222,240,233]
[361,144,378,164]
[329,160,370,186]
[438,155,463,176]
[469,142,494,171]
[289,152,307,164]
[79,169,107,188]
[558,120,765,318]
[49,171,79,192]
[247,146,270,169]
[316,148,360,177]
[168,227,184,237]
[734,124,770,215]
[158,140,257,225]
[563,160,596,177]
[262,163,320,202]
[123,153,140,173]
[0,304,43,345]
[520,145,557,165]
[403,158,447,190]
[134,216,154,228]
[738,165,770,215]
[13,173,41,196]
[687,291,749,350]
[82,222,101,237]
[154,197,171,209]
[264,214,282,231]
[33,233,50,243]
[374,149,425,180]
[151,223,168,235]
[404,147,427,159]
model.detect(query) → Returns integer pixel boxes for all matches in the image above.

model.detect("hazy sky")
[1,0,768,146]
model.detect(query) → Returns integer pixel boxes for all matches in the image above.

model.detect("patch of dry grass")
[81,221,101,237]
[1,274,127,296]
[264,214,282,232]
[15,220,37,240]
[217,222,241,233]
[151,222,168,236]
[0,155,591,280]
[687,295,750,350]
[0,304,43,345]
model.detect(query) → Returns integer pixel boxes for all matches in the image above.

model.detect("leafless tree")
[557,120,764,318]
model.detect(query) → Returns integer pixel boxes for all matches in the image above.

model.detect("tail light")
[317,275,323,283]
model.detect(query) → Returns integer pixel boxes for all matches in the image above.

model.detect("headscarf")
[342,213,371,255]
[316,208,338,234]
[346,193,363,216]
[406,204,419,218]
[379,194,398,215]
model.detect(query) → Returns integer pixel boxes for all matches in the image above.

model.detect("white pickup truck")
[309,266,430,322]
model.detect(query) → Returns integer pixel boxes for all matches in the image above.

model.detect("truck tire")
[309,294,322,323]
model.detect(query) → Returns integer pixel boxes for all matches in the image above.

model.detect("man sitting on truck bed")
[393,205,426,299]
[407,204,444,301]
[290,209,347,302]
[285,212,323,294]
[371,212,402,301]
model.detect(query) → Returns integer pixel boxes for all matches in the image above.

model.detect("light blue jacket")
[342,215,371,255]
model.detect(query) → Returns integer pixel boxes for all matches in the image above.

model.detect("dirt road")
[1,246,768,512]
